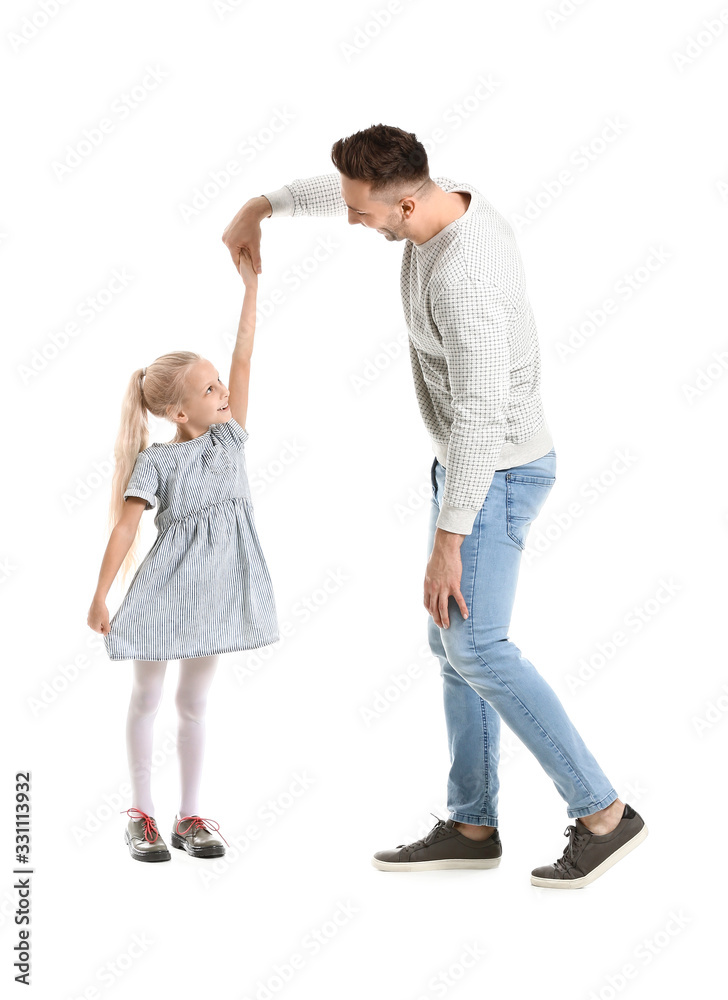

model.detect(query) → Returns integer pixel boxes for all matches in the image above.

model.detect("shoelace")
[552,823,591,875]
[175,814,230,847]
[396,813,447,853]
[120,807,160,844]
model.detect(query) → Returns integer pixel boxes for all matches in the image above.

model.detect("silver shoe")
[171,814,228,858]
[121,807,171,863]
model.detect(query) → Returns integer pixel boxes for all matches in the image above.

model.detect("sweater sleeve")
[261,173,348,219]
[432,279,513,535]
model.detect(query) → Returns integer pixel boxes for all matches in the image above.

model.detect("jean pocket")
[505,473,556,549]
[431,457,439,500]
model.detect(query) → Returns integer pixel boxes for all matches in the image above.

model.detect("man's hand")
[424,529,469,628]
[222,195,271,274]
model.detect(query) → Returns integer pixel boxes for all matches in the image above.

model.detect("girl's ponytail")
[106,367,152,588]
[105,352,202,589]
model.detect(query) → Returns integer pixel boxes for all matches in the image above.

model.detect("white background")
[3,0,726,996]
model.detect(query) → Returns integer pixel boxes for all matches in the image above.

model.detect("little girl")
[87,248,279,863]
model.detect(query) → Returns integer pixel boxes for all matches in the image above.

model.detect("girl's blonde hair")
[107,351,203,588]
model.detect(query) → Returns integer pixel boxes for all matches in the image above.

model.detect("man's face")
[340,175,411,242]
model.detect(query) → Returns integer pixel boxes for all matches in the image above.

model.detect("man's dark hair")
[330,123,431,203]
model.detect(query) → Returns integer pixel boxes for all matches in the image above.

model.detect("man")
[222,123,648,888]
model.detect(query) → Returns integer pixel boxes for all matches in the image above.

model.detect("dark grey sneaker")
[121,807,171,863]
[371,813,502,871]
[530,802,648,889]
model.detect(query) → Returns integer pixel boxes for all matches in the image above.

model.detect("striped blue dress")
[104,417,280,662]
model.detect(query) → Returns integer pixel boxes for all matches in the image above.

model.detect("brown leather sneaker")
[171,814,229,858]
[121,807,171,863]
[530,802,648,889]
[371,813,502,871]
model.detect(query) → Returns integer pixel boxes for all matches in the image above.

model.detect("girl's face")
[169,360,230,439]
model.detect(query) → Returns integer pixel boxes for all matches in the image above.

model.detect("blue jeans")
[427,447,617,826]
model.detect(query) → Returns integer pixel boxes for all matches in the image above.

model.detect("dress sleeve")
[123,452,159,511]
[214,417,249,451]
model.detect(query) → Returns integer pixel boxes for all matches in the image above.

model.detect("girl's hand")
[87,598,110,635]
[238,246,258,290]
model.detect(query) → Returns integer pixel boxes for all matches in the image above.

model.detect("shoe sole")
[124,829,171,862]
[371,856,501,872]
[530,824,649,889]
[170,832,225,858]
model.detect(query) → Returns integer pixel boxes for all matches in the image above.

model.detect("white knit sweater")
[262,173,553,535]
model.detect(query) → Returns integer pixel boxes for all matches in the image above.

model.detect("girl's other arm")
[87,499,146,634]
[227,247,257,429]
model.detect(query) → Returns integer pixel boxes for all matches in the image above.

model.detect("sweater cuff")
[261,185,295,218]
[436,502,478,536]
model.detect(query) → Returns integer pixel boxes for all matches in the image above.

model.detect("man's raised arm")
[222,172,346,273]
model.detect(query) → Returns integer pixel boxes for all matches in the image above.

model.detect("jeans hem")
[449,811,498,827]
[566,789,619,819]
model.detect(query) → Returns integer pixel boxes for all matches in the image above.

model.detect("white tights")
[126,654,219,818]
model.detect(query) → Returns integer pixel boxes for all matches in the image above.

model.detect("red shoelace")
[175,814,230,847]
[120,807,160,844]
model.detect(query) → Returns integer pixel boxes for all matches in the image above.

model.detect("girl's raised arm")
[227,247,257,429]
